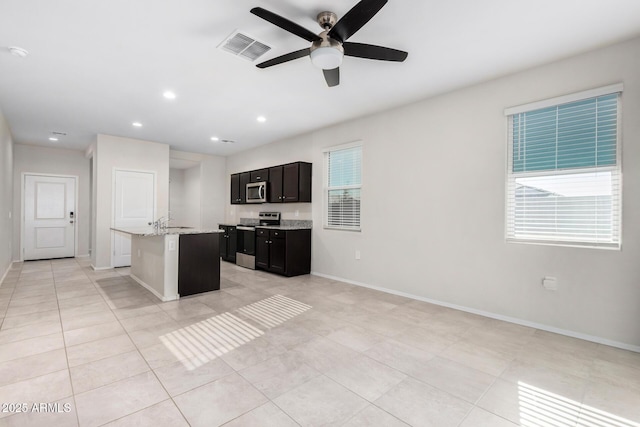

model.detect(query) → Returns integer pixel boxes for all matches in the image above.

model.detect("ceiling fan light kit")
[250,0,408,87]
[310,34,344,69]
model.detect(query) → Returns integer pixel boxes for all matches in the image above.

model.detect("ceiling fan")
[250,0,408,87]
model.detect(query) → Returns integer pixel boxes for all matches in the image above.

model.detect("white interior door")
[113,170,155,267]
[24,175,76,260]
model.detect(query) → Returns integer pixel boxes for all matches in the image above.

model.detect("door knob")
[70,220,74,224]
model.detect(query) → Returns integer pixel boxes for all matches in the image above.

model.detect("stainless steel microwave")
[246,181,267,203]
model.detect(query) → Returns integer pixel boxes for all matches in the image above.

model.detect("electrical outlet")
[355,250,361,260]
[295,210,299,217]
[168,240,176,251]
[137,249,141,257]
[542,276,557,291]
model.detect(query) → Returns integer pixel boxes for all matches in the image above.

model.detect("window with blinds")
[505,86,622,249]
[324,143,362,230]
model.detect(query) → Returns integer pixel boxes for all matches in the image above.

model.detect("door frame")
[20,172,79,262]
[111,168,157,267]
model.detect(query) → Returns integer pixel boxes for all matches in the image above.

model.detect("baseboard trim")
[90,264,114,271]
[311,271,640,353]
[130,273,178,302]
[0,263,11,286]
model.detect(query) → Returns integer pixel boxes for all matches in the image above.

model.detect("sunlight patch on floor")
[519,381,640,427]
[237,294,312,329]
[160,312,263,370]
[160,295,311,370]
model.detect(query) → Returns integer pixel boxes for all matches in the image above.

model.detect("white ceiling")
[1,0,640,156]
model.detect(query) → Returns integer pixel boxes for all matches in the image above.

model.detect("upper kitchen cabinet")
[250,168,269,183]
[268,166,283,203]
[271,162,312,203]
[230,172,250,204]
[232,161,312,204]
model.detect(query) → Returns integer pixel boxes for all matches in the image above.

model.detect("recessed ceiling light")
[49,137,58,142]
[257,116,266,123]
[210,137,219,141]
[132,122,143,127]
[163,91,176,100]
[8,46,28,58]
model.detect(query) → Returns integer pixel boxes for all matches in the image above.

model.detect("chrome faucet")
[152,216,170,232]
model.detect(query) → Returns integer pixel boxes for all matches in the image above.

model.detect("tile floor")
[0,258,639,426]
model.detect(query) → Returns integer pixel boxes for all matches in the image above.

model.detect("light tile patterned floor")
[0,258,639,426]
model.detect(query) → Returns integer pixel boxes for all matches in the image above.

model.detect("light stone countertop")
[111,226,224,237]
[218,223,312,230]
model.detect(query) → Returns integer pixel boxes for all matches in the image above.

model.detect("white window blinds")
[325,144,362,230]
[506,89,621,249]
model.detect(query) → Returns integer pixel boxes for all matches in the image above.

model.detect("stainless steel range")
[236,212,280,270]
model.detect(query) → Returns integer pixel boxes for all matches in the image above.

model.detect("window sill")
[324,226,361,232]
[506,238,620,251]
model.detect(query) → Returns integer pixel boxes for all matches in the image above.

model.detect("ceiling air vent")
[219,31,271,62]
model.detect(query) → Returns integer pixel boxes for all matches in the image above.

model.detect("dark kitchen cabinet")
[255,228,311,277]
[230,174,240,204]
[231,172,251,204]
[250,168,269,183]
[268,231,286,275]
[255,231,269,269]
[268,166,283,203]
[178,233,220,297]
[218,225,237,262]
[269,162,312,203]
[232,161,311,204]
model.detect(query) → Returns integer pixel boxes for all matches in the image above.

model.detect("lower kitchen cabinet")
[255,228,310,277]
[178,233,220,297]
[218,225,237,263]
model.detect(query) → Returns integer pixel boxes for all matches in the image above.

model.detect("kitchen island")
[111,227,224,301]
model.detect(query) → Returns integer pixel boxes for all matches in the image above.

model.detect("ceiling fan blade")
[328,0,387,42]
[256,48,310,69]
[343,42,408,61]
[251,7,321,42]
[323,68,340,87]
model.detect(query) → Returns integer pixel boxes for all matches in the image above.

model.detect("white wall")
[12,144,91,260]
[169,168,186,225]
[169,166,201,228]
[227,36,640,349]
[170,150,226,230]
[183,165,201,228]
[0,110,13,279]
[92,134,170,269]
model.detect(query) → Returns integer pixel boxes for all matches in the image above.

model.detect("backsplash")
[227,203,312,224]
